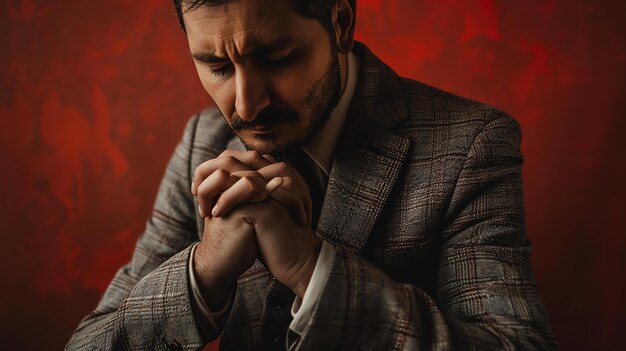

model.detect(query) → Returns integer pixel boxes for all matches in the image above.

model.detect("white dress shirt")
[189,51,360,335]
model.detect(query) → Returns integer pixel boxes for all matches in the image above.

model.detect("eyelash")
[206,52,294,77]
[208,66,229,77]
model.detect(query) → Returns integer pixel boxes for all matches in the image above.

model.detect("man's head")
[175,0,356,157]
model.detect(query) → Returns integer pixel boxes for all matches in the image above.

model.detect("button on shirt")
[188,52,360,336]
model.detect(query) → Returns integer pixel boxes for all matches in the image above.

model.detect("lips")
[249,123,279,133]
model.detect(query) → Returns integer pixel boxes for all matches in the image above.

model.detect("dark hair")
[173,0,356,38]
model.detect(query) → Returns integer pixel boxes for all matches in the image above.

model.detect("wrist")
[193,245,237,311]
[290,237,322,299]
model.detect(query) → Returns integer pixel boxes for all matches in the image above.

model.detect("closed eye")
[265,51,296,67]
[207,63,232,77]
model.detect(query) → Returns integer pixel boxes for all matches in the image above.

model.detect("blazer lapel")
[316,108,410,255]
[316,42,411,255]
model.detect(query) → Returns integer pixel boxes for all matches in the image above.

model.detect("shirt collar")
[302,52,359,176]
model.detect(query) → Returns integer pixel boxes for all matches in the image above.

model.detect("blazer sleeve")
[290,116,558,350]
[66,115,218,350]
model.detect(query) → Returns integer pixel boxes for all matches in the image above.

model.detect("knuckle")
[215,168,229,178]
[223,155,237,167]
[240,176,256,191]
[192,166,204,183]
[196,182,209,197]
[281,176,294,188]
[275,162,289,172]
[219,149,234,158]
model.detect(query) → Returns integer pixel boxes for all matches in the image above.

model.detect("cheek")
[195,65,236,118]
[271,75,306,114]
[271,50,330,114]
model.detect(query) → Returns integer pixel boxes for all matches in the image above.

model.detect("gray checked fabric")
[66,42,557,350]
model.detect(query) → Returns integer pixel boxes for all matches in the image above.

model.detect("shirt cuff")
[289,240,337,334]
[188,242,233,330]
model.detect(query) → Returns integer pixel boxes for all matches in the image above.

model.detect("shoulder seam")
[444,115,519,222]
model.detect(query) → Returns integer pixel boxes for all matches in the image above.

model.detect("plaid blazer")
[67,42,557,350]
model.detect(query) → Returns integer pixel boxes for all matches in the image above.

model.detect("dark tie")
[285,148,327,228]
[260,148,328,350]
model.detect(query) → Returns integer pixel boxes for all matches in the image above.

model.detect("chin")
[241,135,281,154]
[240,133,302,158]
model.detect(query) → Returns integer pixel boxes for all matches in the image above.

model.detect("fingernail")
[198,205,204,217]
[266,177,283,193]
[211,203,220,216]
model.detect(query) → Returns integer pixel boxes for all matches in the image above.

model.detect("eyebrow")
[191,37,296,62]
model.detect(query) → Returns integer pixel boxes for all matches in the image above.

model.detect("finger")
[262,154,277,163]
[227,172,283,192]
[264,176,313,225]
[230,170,265,180]
[212,175,269,217]
[257,164,313,225]
[265,176,283,194]
[256,162,302,189]
[269,187,308,226]
[218,150,272,171]
[192,156,250,195]
[196,169,237,218]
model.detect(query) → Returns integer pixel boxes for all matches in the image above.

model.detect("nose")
[235,66,270,121]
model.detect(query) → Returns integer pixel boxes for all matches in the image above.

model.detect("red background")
[1,0,625,349]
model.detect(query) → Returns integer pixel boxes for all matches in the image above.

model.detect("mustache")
[230,107,299,131]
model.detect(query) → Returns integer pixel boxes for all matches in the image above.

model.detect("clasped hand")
[191,150,322,310]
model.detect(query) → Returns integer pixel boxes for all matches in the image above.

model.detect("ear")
[333,0,355,54]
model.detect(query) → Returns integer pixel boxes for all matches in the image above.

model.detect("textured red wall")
[1,0,624,349]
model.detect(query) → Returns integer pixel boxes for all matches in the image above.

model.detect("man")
[67,0,557,350]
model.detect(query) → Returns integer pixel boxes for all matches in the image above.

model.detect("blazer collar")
[315,42,410,254]
[347,41,410,128]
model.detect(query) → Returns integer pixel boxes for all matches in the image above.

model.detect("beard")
[293,44,342,150]
[228,42,343,160]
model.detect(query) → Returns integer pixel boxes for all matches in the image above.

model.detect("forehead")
[183,0,309,55]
